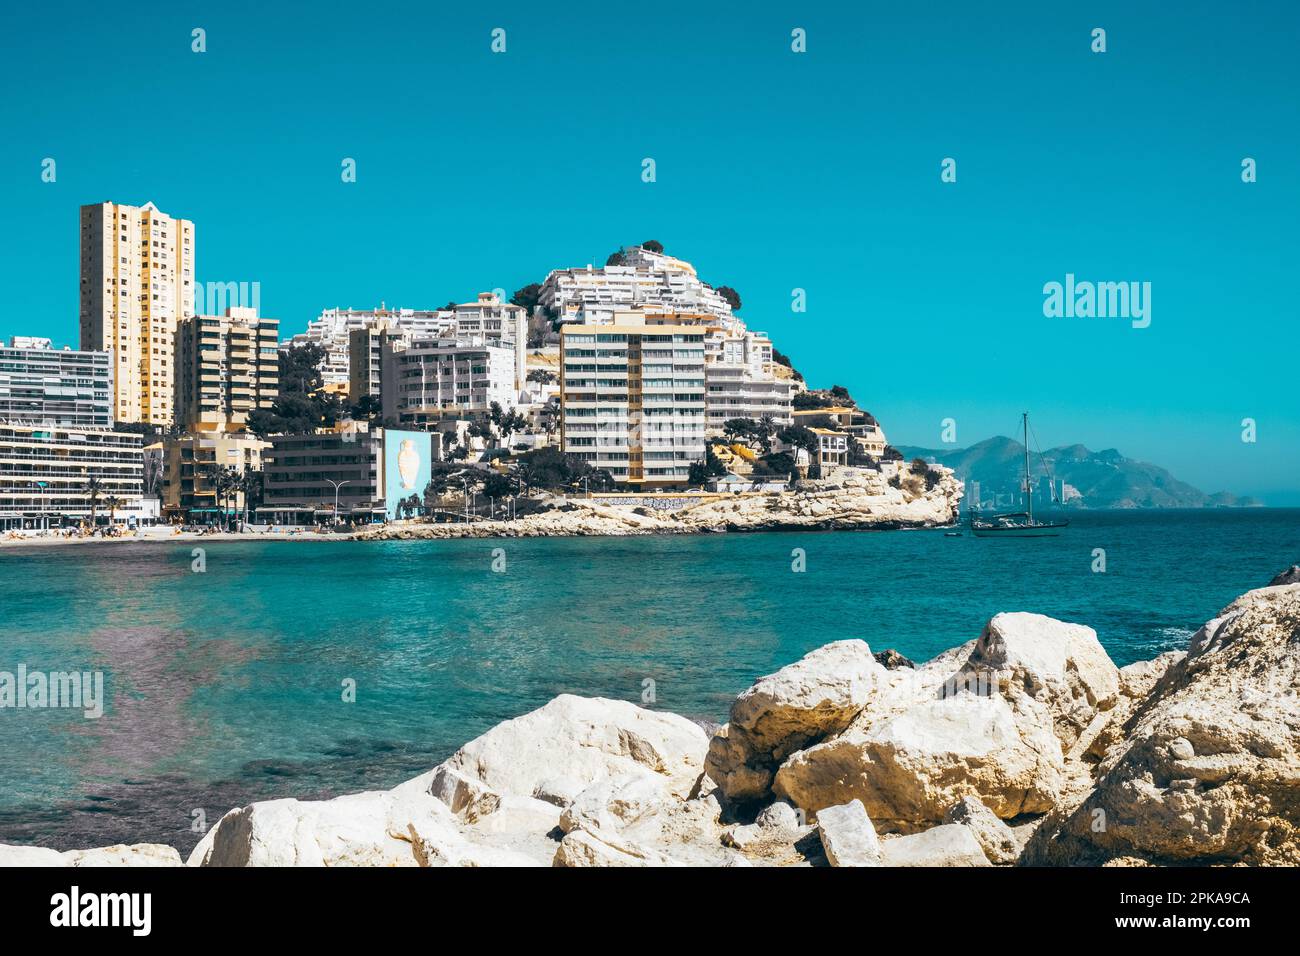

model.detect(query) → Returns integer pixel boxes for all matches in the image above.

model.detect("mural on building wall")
[383,430,432,520]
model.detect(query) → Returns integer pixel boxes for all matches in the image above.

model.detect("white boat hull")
[970,522,1067,538]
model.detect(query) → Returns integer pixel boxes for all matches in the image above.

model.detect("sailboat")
[969,413,1069,537]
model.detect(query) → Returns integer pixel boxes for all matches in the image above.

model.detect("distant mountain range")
[896,437,1264,510]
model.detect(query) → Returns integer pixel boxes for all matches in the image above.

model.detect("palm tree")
[104,495,124,530]
[239,468,263,528]
[221,466,241,530]
[83,475,103,532]
[758,414,777,454]
[515,463,538,499]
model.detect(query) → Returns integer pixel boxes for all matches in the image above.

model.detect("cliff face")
[10,572,1296,868]
[356,465,963,540]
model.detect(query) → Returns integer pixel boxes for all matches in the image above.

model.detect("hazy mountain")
[896,437,1262,510]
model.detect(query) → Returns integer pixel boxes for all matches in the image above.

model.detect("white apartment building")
[79,201,196,425]
[705,365,794,432]
[560,315,706,487]
[380,336,518,426]
[0,423,143,527]
[294,296,525,393]
[702,328,792,432]
[538,246,740,331]
[0,339,113,429]
[288,307,452,389]
[451,293,527,391]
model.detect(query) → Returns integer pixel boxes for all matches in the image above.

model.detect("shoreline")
[1,466,964,549]
[5,572,1295,866]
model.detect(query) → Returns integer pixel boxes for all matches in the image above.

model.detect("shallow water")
[1,509,1296,852]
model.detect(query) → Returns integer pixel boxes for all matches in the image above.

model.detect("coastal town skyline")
[5,3,1296,500]
[4,0,1299,904]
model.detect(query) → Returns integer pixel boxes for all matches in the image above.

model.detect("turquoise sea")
[1,509,1297,853]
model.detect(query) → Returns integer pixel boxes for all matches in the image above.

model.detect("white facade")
[288,307,452,388]
[292,295,525,392]
[539,246,741,331]
[705,365,793,432]
[703,328,791,431]
[0,340,113,428]
[380,337,518,426]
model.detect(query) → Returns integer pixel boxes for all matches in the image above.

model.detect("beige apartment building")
[174,307,280,433]
[79,201,196,425]
[560,312,706,487]
[153,432,270,523]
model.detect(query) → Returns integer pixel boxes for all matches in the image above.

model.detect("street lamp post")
[324,479,350,527]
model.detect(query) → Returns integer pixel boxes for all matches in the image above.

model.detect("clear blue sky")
[2,1,1297,501]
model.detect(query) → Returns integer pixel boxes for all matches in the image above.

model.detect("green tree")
[83,475,103,530]
[509,283,542,315]
[239,468,263,526]
[715,285,742,311]
[248,343,347,437]
[482,471,514,501]
[640,239,664,254]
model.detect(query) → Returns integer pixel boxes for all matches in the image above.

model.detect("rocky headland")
[356,464,963,540]
[4,572,1297,868]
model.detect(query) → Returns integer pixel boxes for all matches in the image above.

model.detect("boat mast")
[1023,412,1032,523]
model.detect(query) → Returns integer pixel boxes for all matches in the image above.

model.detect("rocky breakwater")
[354,465,962,541]
[5,576,1296,868]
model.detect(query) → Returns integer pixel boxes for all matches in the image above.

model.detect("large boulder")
[431,695,707,813]
[772,613,1119,830]
[0,844,67,866]
[705,641,882,802]
[1,842,183,867]
[1026,585,1300,865]
[199,789,448,866]
[970,612,1120,751]
[775,692,1062,830]
[555,792,745,867]
[63,844,182,867]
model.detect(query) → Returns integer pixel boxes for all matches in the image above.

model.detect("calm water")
[1,509,1296,852]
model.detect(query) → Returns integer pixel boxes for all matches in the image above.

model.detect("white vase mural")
[397,439,420,490]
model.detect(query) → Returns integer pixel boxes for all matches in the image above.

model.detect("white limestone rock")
[971,612,1121,751]
[63,844,182,867]
[774,611,1122,831]
[817,799,882,867]
[943,796,1021,865]
[881,824,991,867]
[1026,585,1300,866]
[0,844,67,866]
[430,695,708,813]
[776,692,1063,831]
[3,842,183,867]
[201,789,447,866]
[706,640,882,802]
